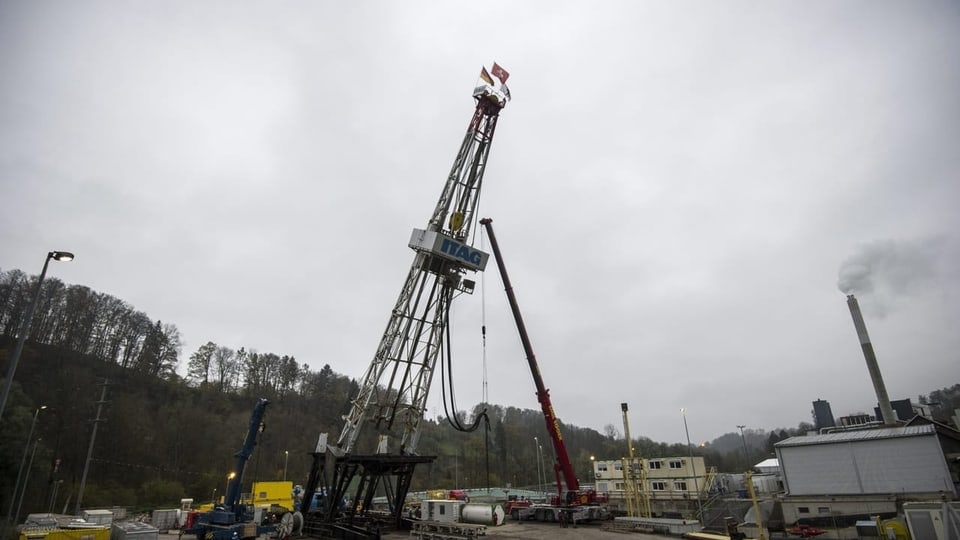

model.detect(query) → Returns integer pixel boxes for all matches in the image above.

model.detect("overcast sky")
[2,1,958,447]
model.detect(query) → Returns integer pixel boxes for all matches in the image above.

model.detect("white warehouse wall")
[776,430,953,496]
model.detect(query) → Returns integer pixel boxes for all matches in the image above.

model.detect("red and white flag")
[491,62,510,84]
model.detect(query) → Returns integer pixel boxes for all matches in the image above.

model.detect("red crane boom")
[481,218,601,506]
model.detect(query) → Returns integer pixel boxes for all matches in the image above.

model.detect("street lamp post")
[538,442,547,501]
[283,450,289,481]
[47,480,63,513]
[681,408,702,521]
[532,437,540,498]
[15,437,42,525]
[590,455,596,486]
[0,251,73,423]
[2,405,47,540]
[737,425,749,463]
[225,472,236,503]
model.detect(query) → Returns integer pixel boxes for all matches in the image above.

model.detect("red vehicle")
[787,524,827,538]
[481,218,610,523]
[447,490,469,502]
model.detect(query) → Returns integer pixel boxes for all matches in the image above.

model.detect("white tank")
[460,503,505,526]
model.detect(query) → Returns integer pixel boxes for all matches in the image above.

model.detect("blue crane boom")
[185,398,275,540]
[223,398,269,516]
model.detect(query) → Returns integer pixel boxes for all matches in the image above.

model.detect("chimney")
[846,294,897,425]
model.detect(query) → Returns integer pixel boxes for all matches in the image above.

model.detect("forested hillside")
[2,268,958,514]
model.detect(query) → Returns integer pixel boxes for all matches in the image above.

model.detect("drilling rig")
[300,65,511,539]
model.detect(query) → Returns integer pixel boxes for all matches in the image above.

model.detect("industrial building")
[591,455,711,513]
[874,398,937,424]
[812,399,836,430]
[774,423,960,526]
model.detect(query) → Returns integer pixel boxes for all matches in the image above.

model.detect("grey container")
[149,509,178,531]
[83,510,114,525]
[111,521,159,540]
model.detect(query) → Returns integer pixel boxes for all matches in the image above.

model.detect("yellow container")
[248,481,294,511]
[20,528,110,540]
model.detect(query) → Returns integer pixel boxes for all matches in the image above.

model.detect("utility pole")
[681,408,701,521]
[2,406,47,540]
[75,380,109,515]
[737,425,749,463]
[15,438,42,525]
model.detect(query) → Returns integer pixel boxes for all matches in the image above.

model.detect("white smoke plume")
[837,238,945,296]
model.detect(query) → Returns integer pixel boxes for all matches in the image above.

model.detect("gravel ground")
[165,523,873,540]
[164,520,673,540]
[382,520,670,539]
[459,520,668,539]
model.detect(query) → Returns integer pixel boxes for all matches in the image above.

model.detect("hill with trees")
[2,267,958,514]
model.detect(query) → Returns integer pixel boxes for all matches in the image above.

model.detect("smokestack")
[846,294,897,426]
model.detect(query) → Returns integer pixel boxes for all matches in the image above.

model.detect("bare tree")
[133,320,181,377]
[31,277,67,343]
[276,355,300,398]
[212,345,237,393]
[158,322,182,377]
[54,285,100,353]
[0,269,29,337]
[118,310,151,369]
[187,341,217,386]
[232,347,247,391]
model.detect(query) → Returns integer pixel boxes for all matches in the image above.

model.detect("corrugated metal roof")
[775,424,935,447]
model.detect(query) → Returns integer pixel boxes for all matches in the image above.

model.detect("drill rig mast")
[302,66,510,538]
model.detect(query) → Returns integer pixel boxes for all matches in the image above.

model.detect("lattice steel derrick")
[336,80,509,456]
[429,99,502,239]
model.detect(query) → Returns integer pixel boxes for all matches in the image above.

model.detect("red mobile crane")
[480,218,610,523]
